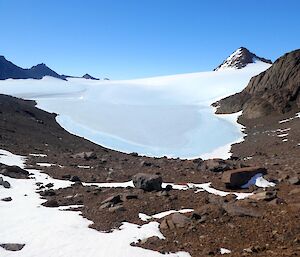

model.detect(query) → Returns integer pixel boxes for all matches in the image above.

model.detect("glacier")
[0,62,270,158]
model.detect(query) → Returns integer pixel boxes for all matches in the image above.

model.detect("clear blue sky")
[1,0,299,79]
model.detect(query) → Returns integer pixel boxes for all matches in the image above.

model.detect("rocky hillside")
[0,56,65,80]
[214,47,272,71]
[213,49,300,119]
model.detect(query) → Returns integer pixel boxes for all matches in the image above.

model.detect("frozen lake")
[0,62,270,159]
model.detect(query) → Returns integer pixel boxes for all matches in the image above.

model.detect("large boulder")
[132,173,162,191]
[221,167,267,188]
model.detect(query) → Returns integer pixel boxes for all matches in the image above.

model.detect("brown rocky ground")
[1,94,300,256]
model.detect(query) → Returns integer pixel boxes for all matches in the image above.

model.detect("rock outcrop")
[221,167,267,188]
[213,49,300,119]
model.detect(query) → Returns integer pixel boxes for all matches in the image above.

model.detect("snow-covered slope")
[214,47,272,71]
[0,62,271,158]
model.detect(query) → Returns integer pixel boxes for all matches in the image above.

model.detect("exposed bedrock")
[213,49,300,119]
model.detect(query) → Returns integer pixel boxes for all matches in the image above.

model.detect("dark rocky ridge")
[0,56,65,80]
[214,47,272,71]
[213,49,300,119]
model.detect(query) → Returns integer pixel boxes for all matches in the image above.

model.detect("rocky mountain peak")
[213,49,300,119]
[214,47,272,71]
[82,73,99,80]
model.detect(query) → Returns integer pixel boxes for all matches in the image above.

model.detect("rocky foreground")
[0,92,299,257]
[0,50,300,257]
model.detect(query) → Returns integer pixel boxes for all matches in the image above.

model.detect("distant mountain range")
[0,55,101,81]
[214,47,272,71]
[0,48,271,81]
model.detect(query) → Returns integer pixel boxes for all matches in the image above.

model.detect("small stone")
[249,191,277,201]
[45,183,54,188]
[1,197,12,202]
[165,184,173,191]
[70,176,81,182]
[287,176,300,185]
[40,190,56,196]
[99,202,112,209]
[2,180,11,189]
[62,174,71,179]
[0,243,25,251]
[44,199,59,207]
[108,205,126,213]
[156,190,169,197]
[101,195,122,205]
[121,193,138,201]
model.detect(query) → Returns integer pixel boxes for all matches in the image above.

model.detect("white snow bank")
[0,63,270,159]
[0,149,190,257]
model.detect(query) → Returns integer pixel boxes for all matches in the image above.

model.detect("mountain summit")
[214,47,272,71]
[213,49,300,118]
[0,56,65,80]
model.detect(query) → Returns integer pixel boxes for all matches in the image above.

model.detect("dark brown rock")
[71,151,97,160]
[214,49,300,118]
[101,195,122,205]
[223,203,262,217]
[249,191,277,201]
[1,197,12,202]
[44,199,59,207]
[287,176,300,185]
[0,243,25,251]
[108,204,126,213]
[221,167,267,188]
[132,173,162,191]
[160,213,191,230]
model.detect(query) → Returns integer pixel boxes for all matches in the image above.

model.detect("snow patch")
[220,248,231,254]
[36,163,55,167]
[29,153,47,157]
[241,173,276,188]
[139,209,194,221]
